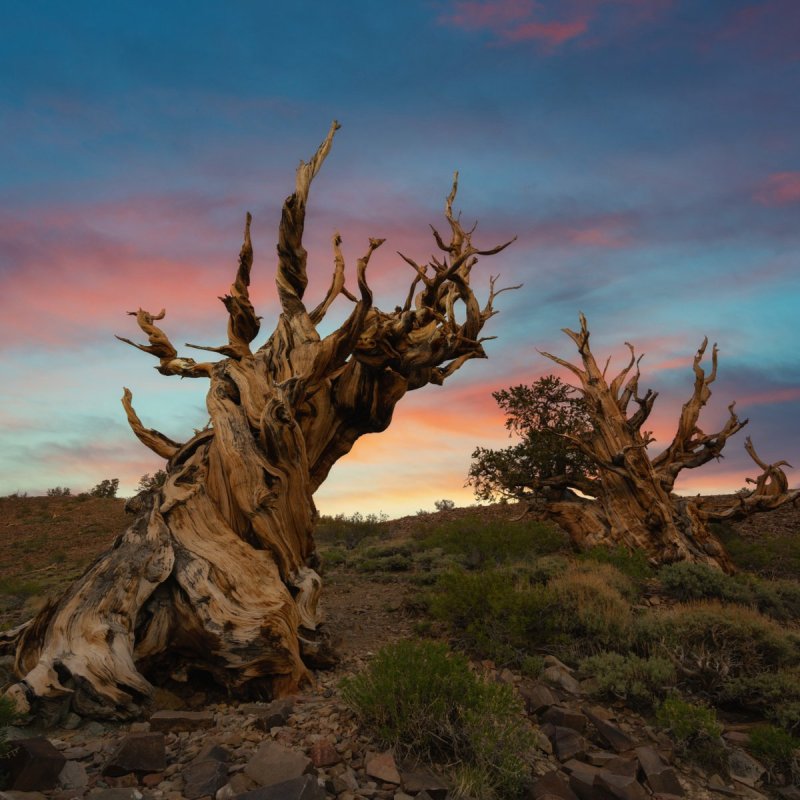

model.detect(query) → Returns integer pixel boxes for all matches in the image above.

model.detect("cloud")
[754,172,800,207]
[436,0,670,49]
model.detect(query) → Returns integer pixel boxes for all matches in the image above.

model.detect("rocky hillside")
[0,494,798,799]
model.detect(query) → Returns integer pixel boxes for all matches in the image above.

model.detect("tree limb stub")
[6,122,513,719]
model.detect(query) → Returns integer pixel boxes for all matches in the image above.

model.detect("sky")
[0,0,798,517]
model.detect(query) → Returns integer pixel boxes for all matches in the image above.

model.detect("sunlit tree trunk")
[1,123,515,718]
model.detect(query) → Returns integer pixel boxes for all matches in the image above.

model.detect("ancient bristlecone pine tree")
[1,123,514,718]
[480,315,797,573]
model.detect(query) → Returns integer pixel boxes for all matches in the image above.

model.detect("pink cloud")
[525,212,636,249]
[754,171,800,206]
[437,0,670,48]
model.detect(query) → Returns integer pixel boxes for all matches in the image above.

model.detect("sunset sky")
[1,1,798,517]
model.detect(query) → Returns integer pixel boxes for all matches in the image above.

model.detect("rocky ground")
[1,496,799,799]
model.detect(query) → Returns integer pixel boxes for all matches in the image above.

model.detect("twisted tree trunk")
[2,123,515,718]
[535,315,798,573]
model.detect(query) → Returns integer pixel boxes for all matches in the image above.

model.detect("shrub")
[548,566,634,652]
[341,640,534,799]
[434,498,455,512]
[0,693,19,768]
[747,724,800,782]
[429,568,558,666]
[418,516,566,569]
[656,697,727,771]
[636,601,799,694]
[579,545,653,585]
[658,562,749,604]
[315,512,388,550]
[89,478,119,498]
[580,652,676,709]
[714,522,800,579]
[46,486,71,497]
[721,668,800,732]
[137,470,167,492]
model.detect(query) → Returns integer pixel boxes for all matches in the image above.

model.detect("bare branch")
[116,308,213,378]
[309,232,358,325]
[276,120,341,317]
[121,388,181,459]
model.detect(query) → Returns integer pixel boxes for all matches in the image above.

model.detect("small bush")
[747,724,800,782]
[656,697,727,770]
[355,553,412,573]
[315,512,388,550]
[658,562,749,604]
[89,478,119,498]
[418,516,566,569]
[434,498,455,512]
[579,545,654,585]
[636,601,799,694]
[137,470,167,492]
[548,566,634,652]
[341,640,534,799]
[46,486,71,497]
[721,668,800,732]
[714,522,800,579]
[429,568,559,666]
[580,652,676,709]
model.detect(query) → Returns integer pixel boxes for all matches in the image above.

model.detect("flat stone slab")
[244,740,312,787]
[520,683,559,714]
[400,767,449,799]
[531,769,580,800]
[241,698,294,731]
[184,758,229,799]
[542,705,588,733]
[365,750,401,784]
[0,737,66,791]
[102,733,166,777]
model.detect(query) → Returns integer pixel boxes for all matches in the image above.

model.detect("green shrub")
[314,512,388,550]
[636,601,799,694]
[721,668,800,732]
[580,652,676,709]
[430,569,558,667]
[548,566,634,653]
[579,545,654,585]
[417,516,566,569]
[355,553,412,573]
[656,697,727,770]
[89,478,119,498]
[747,724,800,782]
[341,640,534,799]
[321,548,348,569]
[658,562,750,604]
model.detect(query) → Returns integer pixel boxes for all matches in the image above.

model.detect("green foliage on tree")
[89,478,119,498]
[46,486,71,497]
[468,375,593,503]
[137,470,167,492]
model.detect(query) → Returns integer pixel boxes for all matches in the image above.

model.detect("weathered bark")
[2,122,515,718]
[533,315,798,573]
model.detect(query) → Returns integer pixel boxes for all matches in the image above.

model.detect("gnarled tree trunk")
[534,315,798,573]
[1,123,515,718]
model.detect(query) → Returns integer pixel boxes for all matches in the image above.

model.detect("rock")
[184,758,230,799]
[583,708,636,753]
[241,699,294,731]
[399,767,449,799]
[530,769,579,800]
[58,759,89,789]
[149,709,215,732]
[708,774,737,796]
[231,774,325,800]
[194,743,231,764]
[635,746,684,796]
[243,740,312,786]
[61,712,82,730]
[0,793,49,800]
[102,732,167,776]
[543,724,587,762]
[605,755,638,777]
[88,791,144,800]
[309,738,339,768]
[595,771,648,800]
[586,751,618,767]
[365,751,401,784]
[542,706,588,733]
[728,747,766,787]
[520,683,558,715]
[569,768,598,800]
[543,666,582,695]
[0,737,67,791]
